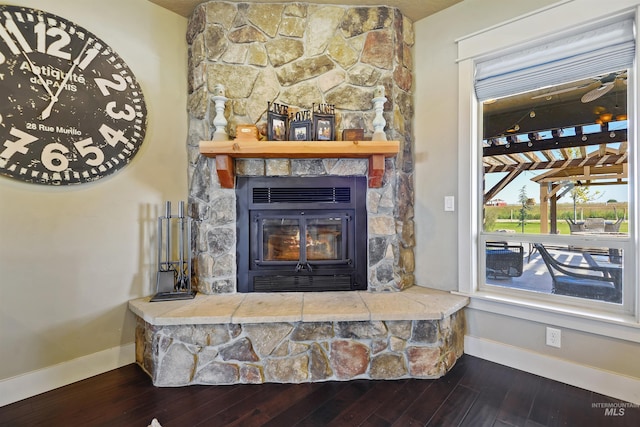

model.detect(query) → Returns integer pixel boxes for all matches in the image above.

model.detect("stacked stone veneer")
[186,2,415,294]
[136,312,464,386]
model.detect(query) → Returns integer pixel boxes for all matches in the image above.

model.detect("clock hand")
[21,52,56,99]
[3,21,56,102]
[40,41,89,120]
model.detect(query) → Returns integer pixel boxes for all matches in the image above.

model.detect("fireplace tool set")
[150,201,196,302]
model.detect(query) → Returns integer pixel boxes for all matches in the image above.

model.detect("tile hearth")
[129,287,468,386]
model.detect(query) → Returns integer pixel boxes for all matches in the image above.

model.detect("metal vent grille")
[252,187,351,204]
[253,275,353,291]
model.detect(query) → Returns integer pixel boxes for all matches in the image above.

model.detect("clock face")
[0,5,147,185]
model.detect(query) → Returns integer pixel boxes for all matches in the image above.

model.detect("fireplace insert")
[236,176,367,292]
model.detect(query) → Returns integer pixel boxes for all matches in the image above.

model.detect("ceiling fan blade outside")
[581,82,614,103]
[530,83,591,99]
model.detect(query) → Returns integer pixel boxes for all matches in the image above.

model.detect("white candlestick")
[372,95,387,141]
[212,84,229,141]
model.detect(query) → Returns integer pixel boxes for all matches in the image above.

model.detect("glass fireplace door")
[256,213,349,266]
[262,218,301,262]
[306,217,344,261]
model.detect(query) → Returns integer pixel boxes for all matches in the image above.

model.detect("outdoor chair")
[565,218,585,233]
[486,242,523,278]
[605,217,624,232]
[533,243,621,303]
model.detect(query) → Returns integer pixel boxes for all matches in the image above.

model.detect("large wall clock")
[0,5,147,185]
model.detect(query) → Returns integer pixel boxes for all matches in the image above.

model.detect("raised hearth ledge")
[130,287,468,386]
[128,287,468,326]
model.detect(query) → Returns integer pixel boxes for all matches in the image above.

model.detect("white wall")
[413,0,560,290]
[0,0,188,384]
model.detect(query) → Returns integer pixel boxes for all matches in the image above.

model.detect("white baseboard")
[464,335,640,405]
[0,343,136,407]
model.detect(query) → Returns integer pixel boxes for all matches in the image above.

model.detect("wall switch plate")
[444,196,455,212]
[546,327,561,348]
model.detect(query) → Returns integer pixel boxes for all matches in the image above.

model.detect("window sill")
[454,290,640,343]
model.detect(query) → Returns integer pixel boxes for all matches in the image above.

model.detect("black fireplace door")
[236,176,367,292]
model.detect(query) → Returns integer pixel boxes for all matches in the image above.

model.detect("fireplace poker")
[165,201,172,274]
[155,202,176,294]
[177,201,186,290]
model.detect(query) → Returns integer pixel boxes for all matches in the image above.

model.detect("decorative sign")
[0,5,148,185]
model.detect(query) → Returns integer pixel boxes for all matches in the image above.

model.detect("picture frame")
[312,103,335,141]
[290,121,312,141]
[289,109,313,141]
[267,102,289,141]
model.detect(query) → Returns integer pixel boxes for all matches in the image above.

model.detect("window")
[480,75,631,309]
[457,9,638,318]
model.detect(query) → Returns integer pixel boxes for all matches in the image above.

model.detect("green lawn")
[490,220,628,235]
[485,202,628,222]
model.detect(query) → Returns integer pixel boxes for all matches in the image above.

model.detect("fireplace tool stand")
[150,201,196,302]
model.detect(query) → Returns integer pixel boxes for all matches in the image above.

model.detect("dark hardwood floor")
[0,355,637,426]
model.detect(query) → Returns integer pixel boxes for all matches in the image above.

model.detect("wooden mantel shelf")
[199,140,400,188]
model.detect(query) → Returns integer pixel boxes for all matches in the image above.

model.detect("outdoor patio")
[485,245,622,301]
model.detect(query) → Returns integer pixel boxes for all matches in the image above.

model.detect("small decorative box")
[236,125,259,140]
[342,129,364,141]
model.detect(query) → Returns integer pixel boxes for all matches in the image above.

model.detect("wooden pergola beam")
[483,153,627,173]
[483,130,627,157]
[532,164,626,183]
[484,168,523,204]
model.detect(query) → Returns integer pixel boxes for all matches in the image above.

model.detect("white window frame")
[456,0,640,338]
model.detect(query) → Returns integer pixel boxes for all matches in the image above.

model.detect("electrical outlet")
[546,327,561,348]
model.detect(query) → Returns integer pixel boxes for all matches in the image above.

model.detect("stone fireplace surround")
[187,1,416,294]
[128,2,469,386]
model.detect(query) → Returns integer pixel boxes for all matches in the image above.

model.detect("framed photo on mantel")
[289,109,313,141]
[313,103,335,141]
[267,102,288,141]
